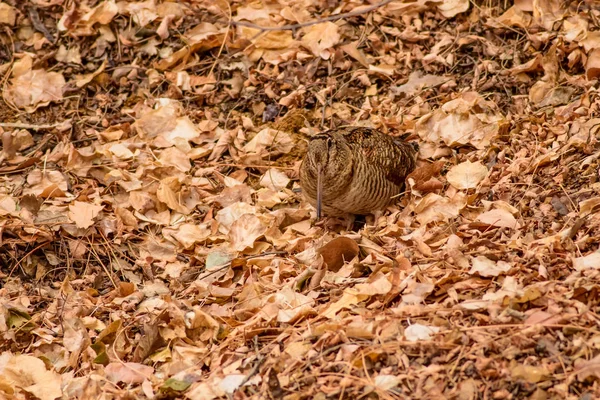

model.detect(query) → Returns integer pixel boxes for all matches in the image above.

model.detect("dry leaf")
[0,354,62,400]
[476,208,521,229]
[300,22,340,59]
[105,362,154,385]
[68,201,103,229]
[469,256,512,277]
[446,160,488,190]
[404,323,440,342]
[572,252,600,271]
[318,237,360,272]
[229,214,266,251]
[437,0,469,18]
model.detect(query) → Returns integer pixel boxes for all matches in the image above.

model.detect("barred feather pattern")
[299,127,418,216]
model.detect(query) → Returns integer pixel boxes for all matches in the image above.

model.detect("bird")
[299,126,419,219]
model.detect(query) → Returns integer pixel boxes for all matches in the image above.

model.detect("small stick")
[0,121,70,131]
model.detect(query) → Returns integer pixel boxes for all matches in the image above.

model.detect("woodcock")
[299,126,418,219]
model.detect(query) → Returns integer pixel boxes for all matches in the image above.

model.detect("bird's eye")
[326,137,332,149]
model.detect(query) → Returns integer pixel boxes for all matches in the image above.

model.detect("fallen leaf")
[105,362,154,385]
[416,91,506,149]
[229,214,266,251]
[318,237,360,272]
[404,323,440,342]
[68,201,104,229]
[572,252,600,271]
[446,160,488,189]
[414,193,465,225]
[259,168,290,191]
[0,3,16,25]
[374,374,401,390]
[469,256,512,277]
[300,22,340,59]
[511,364,549,383]
[393,71,449,96]
[437,0,469,18]
[0,354,62,400]
[476,208,521,229]
[5,55,66,111]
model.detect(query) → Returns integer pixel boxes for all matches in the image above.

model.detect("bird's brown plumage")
[299,126,418,217]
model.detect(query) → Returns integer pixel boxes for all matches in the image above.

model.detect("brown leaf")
[318,237,360,272]
[407,160,446,191]
[586,48,600,79]
[68,201,103,229]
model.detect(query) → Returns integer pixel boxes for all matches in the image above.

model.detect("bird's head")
[304,133,352,219]
[305,134,351,177]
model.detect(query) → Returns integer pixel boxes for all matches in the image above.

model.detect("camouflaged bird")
[299,126,418,218]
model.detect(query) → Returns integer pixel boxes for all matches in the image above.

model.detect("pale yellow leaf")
[68,201,103,229]
[447,160,488,189]
[477,208,520,229]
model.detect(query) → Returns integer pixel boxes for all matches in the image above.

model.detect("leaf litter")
[1,0,600,399]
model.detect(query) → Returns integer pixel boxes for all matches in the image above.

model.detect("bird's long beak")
[316,163,323,220]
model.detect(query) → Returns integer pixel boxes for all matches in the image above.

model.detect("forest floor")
[1,0,600,399]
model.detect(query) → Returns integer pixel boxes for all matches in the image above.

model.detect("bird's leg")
[316,163,323,220]
[368,210,384,226]
[352,214,366,231]
[343,214,357,231]
[315,215,354,231]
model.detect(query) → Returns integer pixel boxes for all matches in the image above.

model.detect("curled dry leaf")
[57,1,118,35]
[407,160,446,192]
[228,214,266,252]
[0,354,62,400]
[575,354,600,382]
[580,197,600,216]
[5,55,66,111]
[162,223,211,249]
[215,202,257,233]
[157,178,191,215]
[24,169,69,198]
[273,287,316,323]
[469,256,512,277]
[404,323,440,342]
[586,49,600,79]
[393,71,449,96]
[322,289,369,319]
[492,6,532,28]
[476,208,521,229]
[300,22,340,60]
[414,192,465,225]
[572,252,600,271]
[243,128,295,159]
[374,375,401,391]
[0,3,17,26]
[259,168,290,191]
[511,364,550,384]
[105,362,154,385]
[416,91,506,149]
[318,237,360,272]
[354,273,393,296]
[437,0,469,18]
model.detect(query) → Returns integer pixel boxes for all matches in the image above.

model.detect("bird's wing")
[338,127,417,186]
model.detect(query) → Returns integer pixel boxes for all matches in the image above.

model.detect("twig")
[27,7,55,43]
[230,0,397,32]
[196,251,287,281]
[239,336,265,386]
[0,121,71,131]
